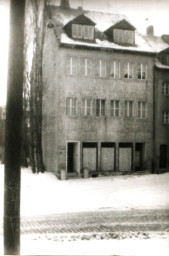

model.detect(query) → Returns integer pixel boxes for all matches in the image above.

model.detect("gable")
[104,19,136,46]
[64,13,95,29]
[64,13,95,41]
[105,19,135,35]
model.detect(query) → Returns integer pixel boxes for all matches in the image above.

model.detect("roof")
[49,6,169,54]
[155,59,169,70]
[142,35,169,53]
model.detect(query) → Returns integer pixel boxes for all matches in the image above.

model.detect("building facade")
[154,48,169,172]
[42,1,169,177]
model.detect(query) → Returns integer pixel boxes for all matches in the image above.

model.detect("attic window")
[114,29,135,45]
[72,24,94,40]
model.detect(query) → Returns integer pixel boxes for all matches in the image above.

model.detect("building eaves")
[60,33,156,55]
[155,59,169,70]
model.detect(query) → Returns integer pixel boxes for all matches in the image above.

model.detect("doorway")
[67,142,79,173]
[135,143,144,171]
[160,144,167,169]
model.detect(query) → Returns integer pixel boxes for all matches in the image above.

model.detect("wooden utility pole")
[4,0,25,254]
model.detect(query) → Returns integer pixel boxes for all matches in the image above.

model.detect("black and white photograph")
[0,0,169,255]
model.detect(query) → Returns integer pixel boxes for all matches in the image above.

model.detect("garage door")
[101,147,115,171]
[83,148,97,171]
[119,147,132,170]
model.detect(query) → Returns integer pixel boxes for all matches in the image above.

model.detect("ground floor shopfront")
[64,141,148,177]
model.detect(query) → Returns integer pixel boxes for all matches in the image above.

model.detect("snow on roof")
[60,32,154,54]
[155,59,169,70]
[51,6,127,30]
[50,6,168,54]
[143,35,169,53]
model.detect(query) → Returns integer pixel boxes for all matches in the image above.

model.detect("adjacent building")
[154,47,169,171]
[42,0,169,177]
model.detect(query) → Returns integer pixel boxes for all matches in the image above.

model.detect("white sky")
[0,0,169,106]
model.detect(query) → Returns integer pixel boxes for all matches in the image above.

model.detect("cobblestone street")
[1,208,168,237]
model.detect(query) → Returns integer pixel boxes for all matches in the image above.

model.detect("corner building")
[42,1,169,177]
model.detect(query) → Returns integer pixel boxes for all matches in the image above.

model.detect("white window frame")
[162,82,169,96]
[96,99,106,116]
[110,100,120,117]
[85,58,92,76]
[124,63,134,79]
[163,111,169,124]
[67,56,77,76]
[66,97,77,116]
[110,61,120,78]
[138,101,146,118]
[96,60,107,77]
[138,64,147,80]
[125,100,133,117]
[82,98,92,116]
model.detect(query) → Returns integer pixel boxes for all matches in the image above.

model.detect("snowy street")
[0,165,169,255]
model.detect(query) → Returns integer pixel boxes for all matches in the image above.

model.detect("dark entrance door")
[135,143,144,171]
[67,143,74,173]
[160,144,167,169]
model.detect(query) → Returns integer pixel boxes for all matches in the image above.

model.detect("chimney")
[146,25,154,36]
[60,0,70,8]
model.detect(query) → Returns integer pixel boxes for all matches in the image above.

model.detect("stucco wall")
[42,25,154,174]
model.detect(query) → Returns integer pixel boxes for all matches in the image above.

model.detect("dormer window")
[114,29,135,45]
[72,24,94,40]
[64,14,96,42]
[105,19,136,46]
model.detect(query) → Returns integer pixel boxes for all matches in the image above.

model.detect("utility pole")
[4,0,25,254]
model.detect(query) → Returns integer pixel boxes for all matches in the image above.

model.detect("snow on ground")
[21,236,169,256]
[0,234,169,255]
[1,164,169,255]
[0,164,169,217]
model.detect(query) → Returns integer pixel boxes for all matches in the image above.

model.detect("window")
[125,100,133,117]
[110,100,120,117]
[110,61,120,78]
[72,24,82,38]
[138,64,147,80]
[82,98,92,116]
[96,60,107,77]
[72,24,94,40]
[80,58,92,76]
[67,56,77,75]
[96,99,106,116]
[124,63,134,79]
[66,97,77,116]
[162,82,169,95]
[138,101,146,118]
[163,111,169,124]
[114,29,135,45]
